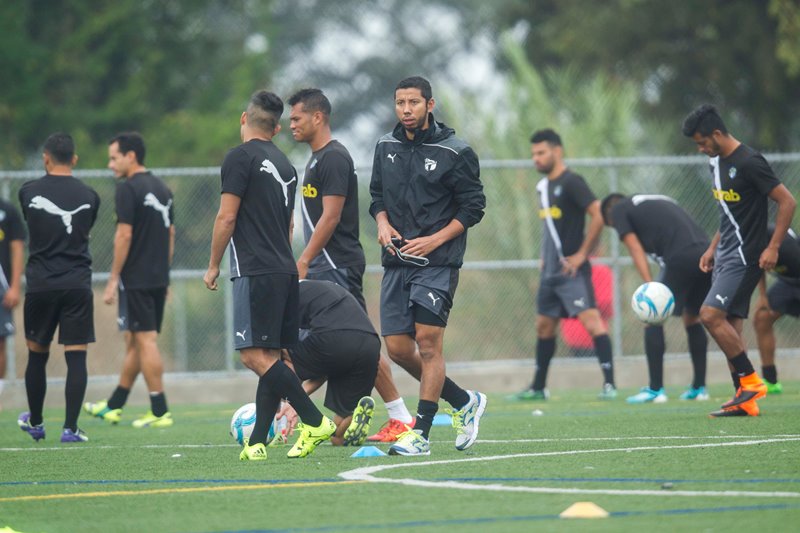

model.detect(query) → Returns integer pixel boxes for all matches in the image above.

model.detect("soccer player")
[601,193,711,403]
[0,198,25,411]
[753,226,800,394]
[288,87,414,442]
[84,132,176,428]
[277,279,379,447]
[682,104,796,417]
[512,129,616,401]
[17,133,100,442]
[369,76,487,456]
[204,90,335,460]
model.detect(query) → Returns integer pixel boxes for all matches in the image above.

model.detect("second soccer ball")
[631,282,675,325]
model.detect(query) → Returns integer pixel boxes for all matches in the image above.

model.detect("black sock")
[686,323,707,388]
[532,337,556,390]
[731,372,741,390]
[25,351,50,426]
[107,386,130,410]
[594,334,614,386]
[440,377,470,410]
[64,350,87,432]
[644,326,665,390]
[729,352,755,378]
[150,392,168,417]
[762,365,777,384]
[250,366,284,445]
[269,360,323,427]
[415,399,439,440]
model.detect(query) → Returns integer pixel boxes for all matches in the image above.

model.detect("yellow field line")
[0,480,362,503]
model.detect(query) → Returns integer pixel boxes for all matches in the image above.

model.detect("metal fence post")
[608,168,623,358]
[173,279,188,371]
[223,250,235,371]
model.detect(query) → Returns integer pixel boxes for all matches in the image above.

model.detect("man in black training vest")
[682,104,796,417]
[204,90,335,461]
[601,193,711,403]
[17,132,100,443]
[84,132,176,428]
[512,129,616,402]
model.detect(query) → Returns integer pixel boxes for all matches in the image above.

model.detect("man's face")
[395,88,432,133]
[691,131,722,157]
[107,142,133,178]
[289,103,317,143]
[531,141,560,174]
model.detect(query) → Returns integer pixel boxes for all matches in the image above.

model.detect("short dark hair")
[43,132,75,164]
[247,90,284,133]
[287,88,331,118]
[110,132,146,164]
[530,128,563,147]
[395,76,433,100]
[682,104,728,137]
[600,193,627,225]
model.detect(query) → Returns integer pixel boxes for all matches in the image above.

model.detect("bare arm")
[700,231,720,273]
[103,223,133,305]
[2,239,24,309]
[204,193,241,290]
[563,200,603,275]
[297,195,345,278]
[168,225,175,266]
[622,233,653,282]
[761,184,797,270]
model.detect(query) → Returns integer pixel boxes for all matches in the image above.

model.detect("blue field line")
[206,503,800,532]
[0,478,343,487]
[436,476,800,485]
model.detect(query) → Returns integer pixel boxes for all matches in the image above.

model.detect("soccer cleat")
[132,411,174,428]
[449,390,487,451]
[710,400,759,417]
[597,383,617,400]
[626,387,668,404]
[60,428,89,442]
[679,386,710,401]
[342,396,375,447]
[287,416,335,458]
[17,412,45,441]
[239,438,267,461]
[83,400,122,424]
[507,387,549,401]
[367,418,414,443]
[764,381,783,394]
[720,376,767,410]
[388,429,431,456]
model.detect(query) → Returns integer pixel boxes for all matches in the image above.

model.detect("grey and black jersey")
[708,144,781,266]
[771,227,800,286]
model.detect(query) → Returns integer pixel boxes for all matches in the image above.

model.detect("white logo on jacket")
[387,153,397,163]
[424,158,437,171]
[143,193,172,228]
[27,195,91,234]
[260,159,297,206]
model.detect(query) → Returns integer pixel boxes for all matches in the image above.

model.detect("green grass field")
[1,383,799,533]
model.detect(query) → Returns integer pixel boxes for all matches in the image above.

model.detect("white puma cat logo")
[143,193,172,228]
[235,329,247,340]
[27,195,91,234]
[259,159,297,206]
[428,292,440,306]
[387,153,397,163]
[715,294,728,305]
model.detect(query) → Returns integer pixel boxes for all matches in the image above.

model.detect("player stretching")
[682,104,796,417]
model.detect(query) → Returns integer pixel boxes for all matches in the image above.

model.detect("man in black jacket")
[369,76,486,456]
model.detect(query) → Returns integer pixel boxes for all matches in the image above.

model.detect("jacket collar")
[392,113,447,145]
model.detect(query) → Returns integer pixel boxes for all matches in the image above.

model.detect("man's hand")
[699,248,715,273]
[401,234,442,257]
[561,251,586,277]
[296,259,309,280]
[275,401,298,436]
[204,265,220,290]
[376,218,401,252]
[103,278,118,305]
[2,286,20,309]
[759,245,779,271]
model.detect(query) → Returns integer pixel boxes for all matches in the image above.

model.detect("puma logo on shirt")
[143,193,173,228]
[260,158,297,206]
[27,195,91,234]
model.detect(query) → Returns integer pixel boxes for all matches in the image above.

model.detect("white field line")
[338,437,800,499]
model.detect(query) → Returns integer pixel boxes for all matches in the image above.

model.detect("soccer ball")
[229,403,288,446]
[631,282,675,325]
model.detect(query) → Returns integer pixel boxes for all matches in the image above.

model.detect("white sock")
[385,398,413,423]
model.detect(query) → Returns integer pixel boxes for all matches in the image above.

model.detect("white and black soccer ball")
[229,403,287,446]
[631,282,675,325]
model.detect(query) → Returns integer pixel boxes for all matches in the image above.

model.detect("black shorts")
[537,262,597,318]
[118,286,167,332]
[307,265,366,311]
[24,289,95,345]
[659,262,712,317]
[703,261,762,318]
[290,330,379,417]
[379,266,459,336]
[232,273,298,350]
[767,278,800,317]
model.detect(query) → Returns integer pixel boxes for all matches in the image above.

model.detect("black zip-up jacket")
[369,115,485,268]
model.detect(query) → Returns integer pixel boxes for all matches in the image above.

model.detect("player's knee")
[535,316,556,337]
[699,306,722,329]
[752,308,773,332]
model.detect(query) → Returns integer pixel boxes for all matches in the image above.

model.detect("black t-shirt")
[710,144,781,265]
[301,140,365,272]
[772,228,800,286]
[610,195,709,266]
[537,169,596,276]
[221,139,298,277]
[0,198,26,290]
[297,279,376,335]
[116,171,174,289]
[19,174,100,292]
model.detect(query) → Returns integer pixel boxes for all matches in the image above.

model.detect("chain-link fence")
[1,153,799,379]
